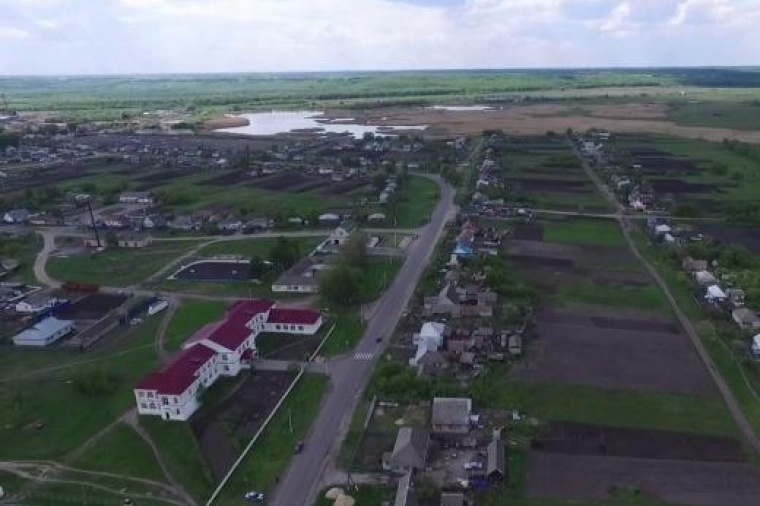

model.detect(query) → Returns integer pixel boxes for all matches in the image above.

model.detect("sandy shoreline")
[202,115,250,129]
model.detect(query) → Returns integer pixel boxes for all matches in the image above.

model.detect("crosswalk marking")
[353,352,374,361]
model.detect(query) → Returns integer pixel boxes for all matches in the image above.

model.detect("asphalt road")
[266,175,456,506]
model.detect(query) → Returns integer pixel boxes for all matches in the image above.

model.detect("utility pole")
[86,199,101,248]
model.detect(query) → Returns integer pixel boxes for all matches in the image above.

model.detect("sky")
[0,0,758,75]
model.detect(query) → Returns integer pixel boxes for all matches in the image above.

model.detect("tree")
[343,234,368,270]
[73,368,120,397]
[319,263,362,307]
[105,231,119,248]
[268,237,301,272]
[249,254,268,279]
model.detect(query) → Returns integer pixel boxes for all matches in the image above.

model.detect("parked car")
[244,491,265,502]
[294,441,305,454]
[464,461,483,471]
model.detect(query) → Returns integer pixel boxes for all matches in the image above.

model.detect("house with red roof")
[134,299,323,421]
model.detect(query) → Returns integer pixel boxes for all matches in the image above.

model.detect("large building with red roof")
[134,299,323,421]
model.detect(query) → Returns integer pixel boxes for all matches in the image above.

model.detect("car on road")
[244,491,265,502]
[294,440,304,454]
[464,461,483,471]
[375,336,383,343]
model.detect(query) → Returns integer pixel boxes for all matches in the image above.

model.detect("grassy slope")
[219,374,328,505]
[163,299,228,351]
[46,241,202,286]
[552,282,669,312]
[197,236,325,258]
[542,219,625,247]
[72,423,165,482]
[393,175,440,228]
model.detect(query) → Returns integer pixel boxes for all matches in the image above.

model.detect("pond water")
[216,110,426,137]
[429,105,493,111]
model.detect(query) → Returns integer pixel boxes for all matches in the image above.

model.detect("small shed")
[705,284,727,303]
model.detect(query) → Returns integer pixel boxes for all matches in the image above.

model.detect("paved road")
[266,176,456,506]
[574,141,760,456]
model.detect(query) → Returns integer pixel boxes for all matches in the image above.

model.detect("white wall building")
[13,317,74,347]
[134,299,323,421]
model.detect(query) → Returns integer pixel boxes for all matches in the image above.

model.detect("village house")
[431,397,472,435]
[732,308,760,332]
[119,191,154,205]
[393,470,416,506]
[118,234,153,249]
[726,288,746,308]
[134,299,323,421]
[383,427,430,473]
[271,256,328,294]
[410,322,446,368]
[487,436,507,482]
[705,284,727,304]
[682,257,709,273]
[3,208,32,224]
[694,270,718,287]
[13,316,75,347]
[169,215,201,231]
[15,293,62,314]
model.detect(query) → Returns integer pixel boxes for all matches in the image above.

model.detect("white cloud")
[0,0,757,74]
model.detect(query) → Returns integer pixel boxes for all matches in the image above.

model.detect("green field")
[0,233,42,284]
[47,240,203,286]
[472,367,737,437]
[391,175,440,228]
[141,417,215,503]
[542,218,625,247]
[163,299,228,351]
[552,281,669,312]
[196,236,324,258]
[318,312,365,357]
[72,423,165,482]
[217,373,328,505]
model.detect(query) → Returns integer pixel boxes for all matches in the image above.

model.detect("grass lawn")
[163,299,228,351]
[141,417,215,504]
[0,314,163,461]
[47,241,203,286]
[159,277,277,298]
[473,367,737,437]
[392,175,440,228]
[361,257,403,302]
[17,481,176,506]
[0,233,42,284]
[319,312,365,357]
[553,281,670,313]
[532,191,611,211]
[217,373,328,505]
[197,236,325,258]
[313,485,395,506]
[72,423,165,482]
[542,218,625,247]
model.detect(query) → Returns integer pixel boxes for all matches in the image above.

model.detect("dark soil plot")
[590,316,679,334]
[256,332,322,361]
[57,293,127,320]
[171,261,251,282]
[248,172,307,191]
[510,255,576,269]
[514,312,715,397]
[355,433,396,471]
[191,370,297,480]
[199,171,250,186]
[649,179,720,195]
[512,223,544,241]
[322,179,370,195]
[591,270,651,289]
[633,157,702,174]
[135,170,186,185]
[509,178,591,193]
[629,147,670,156]
[289,179,333,193]
[526,452,760,506]
[532,421,745,462]
[697,223,760,254]
[507,240,632,266]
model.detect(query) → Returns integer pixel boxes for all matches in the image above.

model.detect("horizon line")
[1,64,759,79]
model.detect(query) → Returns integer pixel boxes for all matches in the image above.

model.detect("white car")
[464,461,483,471]
[245,491,265,502]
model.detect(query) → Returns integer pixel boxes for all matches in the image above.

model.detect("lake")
[216,110,426,137]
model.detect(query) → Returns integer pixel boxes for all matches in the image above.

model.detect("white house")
[134,299,323,421]
[694,270,718,287]
[327,226,354,247]
[13,317,74,347]
[410,322,446,367]
[752,335,760,358]
[15,294,61,314]
[705,284,727,303]
[119,191,154,205]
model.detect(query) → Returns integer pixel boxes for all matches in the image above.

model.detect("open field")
[541,218,626,247]
[163,299,228,351]
[196,236,324,258]
[527,452,760,506]
[0,233,42,284]
[515,308,713,396]
[217,373,327,505]
[392,175,440,228]
[47,240,204,286]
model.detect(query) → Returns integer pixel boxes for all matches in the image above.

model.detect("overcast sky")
[0,0,758,75]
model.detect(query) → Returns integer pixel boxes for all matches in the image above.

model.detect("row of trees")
[249,236,302,279]
[319,234,372,307]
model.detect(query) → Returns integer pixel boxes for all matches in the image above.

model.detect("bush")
[73,368,121,397]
